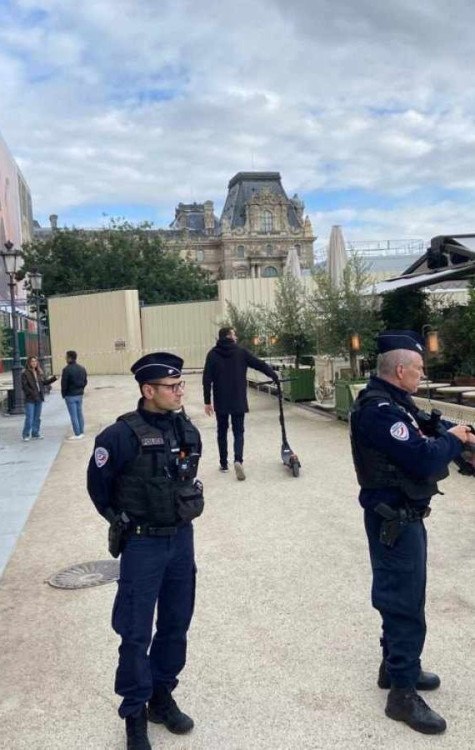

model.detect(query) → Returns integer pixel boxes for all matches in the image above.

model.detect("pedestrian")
[202,326,279,480]
[349,330,475,734]
[87,352,204,750]
[20,355,57,441]
[61,350,87,439]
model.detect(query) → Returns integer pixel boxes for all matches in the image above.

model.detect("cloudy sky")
[1,0,475,247]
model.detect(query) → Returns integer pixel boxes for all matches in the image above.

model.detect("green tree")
[309,254,381,372]
[433,280,475,375]
[380,287,431,332]
[220,301,260,350]
[19,220,218,305]
[265,273,315,366]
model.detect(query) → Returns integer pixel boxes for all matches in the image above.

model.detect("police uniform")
[87,353,203,749]
[350,331,467,734]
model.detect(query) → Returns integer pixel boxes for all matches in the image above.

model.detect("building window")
[236,245,245,258]
[196,248,204,262]
[236,269,248,279]
[266,244,273,256]
[262,266,278,277]
[295,243,301,256]
[261,210,273,233]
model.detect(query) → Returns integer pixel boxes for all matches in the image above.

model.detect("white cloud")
[1,0,475,243]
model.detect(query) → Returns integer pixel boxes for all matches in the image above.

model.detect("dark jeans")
[112,523,196,718]
[364,508,427,688]
[216,412,245,466]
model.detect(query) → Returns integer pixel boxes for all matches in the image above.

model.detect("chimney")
[203,201,214,232]
[49,214,58,230]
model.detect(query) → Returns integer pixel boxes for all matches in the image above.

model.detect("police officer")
[87,353,204,750]
[350,331,475,734]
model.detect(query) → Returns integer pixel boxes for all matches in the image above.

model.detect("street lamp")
[1,241,24,414]
[29,269,43,365]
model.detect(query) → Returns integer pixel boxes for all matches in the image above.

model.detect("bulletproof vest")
[112,409,200,525]
[350,387,448,501]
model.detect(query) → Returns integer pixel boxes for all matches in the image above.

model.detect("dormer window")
[236,245,245,258]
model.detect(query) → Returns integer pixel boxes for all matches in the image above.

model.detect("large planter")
[280,366,315,402]
[335,379,367,421]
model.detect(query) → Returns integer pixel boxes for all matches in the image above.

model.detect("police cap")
[131,352,184,384]
[377,330,425,355]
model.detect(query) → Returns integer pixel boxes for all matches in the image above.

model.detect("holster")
[108,512,130,558]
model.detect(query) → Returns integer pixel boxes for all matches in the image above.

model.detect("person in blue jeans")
[21,356,57,441]
[61,350,88,440]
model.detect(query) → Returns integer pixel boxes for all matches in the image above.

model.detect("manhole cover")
[47,559,120,589]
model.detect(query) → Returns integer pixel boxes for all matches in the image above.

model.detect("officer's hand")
[204,404,214,416]
[448,424,471,443]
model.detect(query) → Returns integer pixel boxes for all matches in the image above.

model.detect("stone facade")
[160,172,315,279]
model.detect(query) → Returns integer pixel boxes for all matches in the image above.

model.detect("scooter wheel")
[291,460,300,478]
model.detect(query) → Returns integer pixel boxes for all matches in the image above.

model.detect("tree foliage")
[309,254,381,359]
[380,287,431,332]
[19,220,218,305]
[433,280,475,375]
[220,301,260,351]
[266,274,315,365]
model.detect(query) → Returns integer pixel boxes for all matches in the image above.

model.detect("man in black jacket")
[61,350,88,440]
[203,327,278,480]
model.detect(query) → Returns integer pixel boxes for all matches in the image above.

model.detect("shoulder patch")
[390,421,410,441]
[94,446,109,468]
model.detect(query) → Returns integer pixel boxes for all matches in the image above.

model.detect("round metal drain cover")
[47,559,120,589]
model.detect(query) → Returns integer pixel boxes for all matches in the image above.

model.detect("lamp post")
[29,269,43,366]
[1,241,24,414]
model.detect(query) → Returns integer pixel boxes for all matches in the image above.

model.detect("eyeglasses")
[148,380,186,393]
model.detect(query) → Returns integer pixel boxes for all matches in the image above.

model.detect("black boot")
[385,687,447,734]
[125,706,151,750]
[148,686,194,734]
[378,659,441,690]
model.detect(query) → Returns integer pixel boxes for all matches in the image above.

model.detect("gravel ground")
[1,373,474,750]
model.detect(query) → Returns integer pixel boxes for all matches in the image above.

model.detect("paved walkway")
[0,391,72,576]
[0,374,474,750]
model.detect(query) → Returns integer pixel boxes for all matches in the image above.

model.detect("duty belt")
[131,523,177,537]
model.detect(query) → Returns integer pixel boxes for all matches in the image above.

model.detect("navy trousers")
[364,509,427,688]
[112,523,196,718]
[216,412,245,466]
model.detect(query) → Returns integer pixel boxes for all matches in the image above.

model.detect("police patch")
[390,421,409,441]
[95,446,109,468]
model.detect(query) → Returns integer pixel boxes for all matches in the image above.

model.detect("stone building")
[34,172,316,280]
[161,172,315,279]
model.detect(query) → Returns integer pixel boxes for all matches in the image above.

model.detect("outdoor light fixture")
[349,332,361,352]
[270,336,278,346]
[0,241,24,413]
[29,269,43,364]
[252,336,261,346]
[426,329,439,354]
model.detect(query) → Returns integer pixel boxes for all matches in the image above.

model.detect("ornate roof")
[220,172,302,230]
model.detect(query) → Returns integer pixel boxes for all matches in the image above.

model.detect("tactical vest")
[350,387,448,501]
[112,409,201,525]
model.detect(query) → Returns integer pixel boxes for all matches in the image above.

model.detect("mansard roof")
[169,202,219,233]
[220,171,302,230]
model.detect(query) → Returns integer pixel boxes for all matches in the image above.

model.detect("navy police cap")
[131,352,184,383]
[377,330,425,355]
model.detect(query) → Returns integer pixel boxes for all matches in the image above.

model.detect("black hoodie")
[202,338,276,414]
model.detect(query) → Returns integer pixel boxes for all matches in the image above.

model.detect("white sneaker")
[67,434,84,441]
[22,437,30,442]
[32,435,44,440]
[234,462,246,481]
